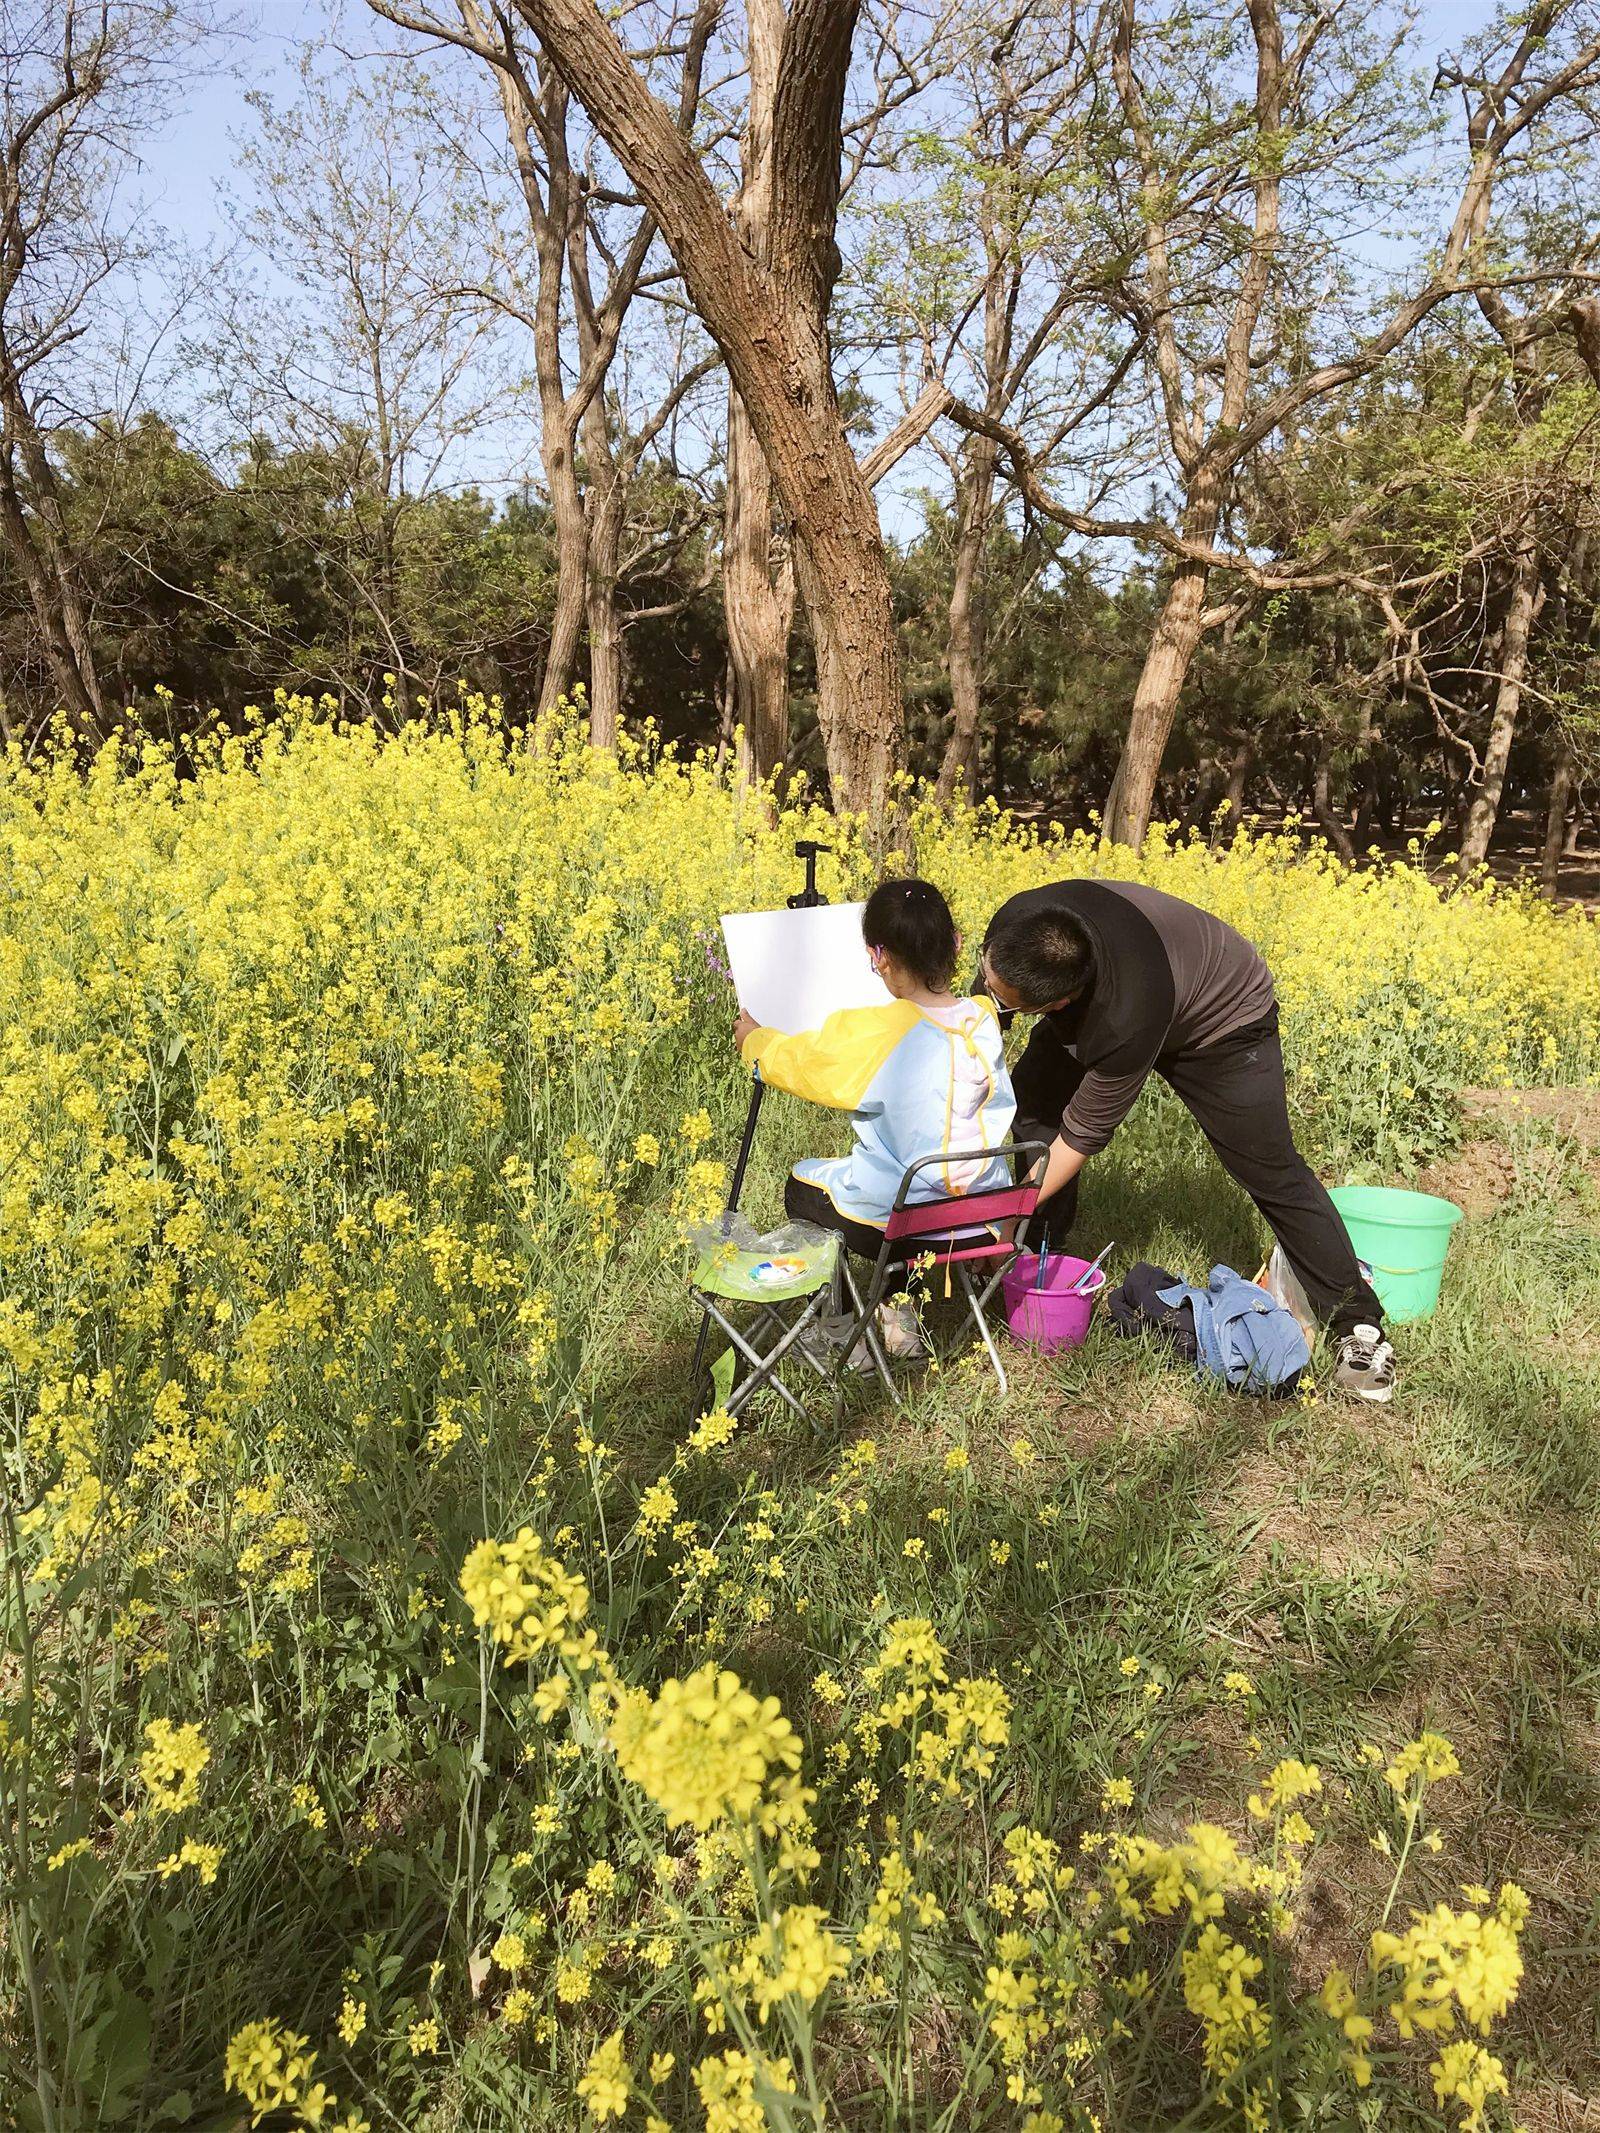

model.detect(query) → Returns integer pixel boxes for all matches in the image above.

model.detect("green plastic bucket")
[1328,1185,1464,1323]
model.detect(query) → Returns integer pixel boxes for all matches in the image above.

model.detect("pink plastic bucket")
[1001,1253,1106,1351]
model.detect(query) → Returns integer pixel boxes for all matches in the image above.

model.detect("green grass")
[11,1067,1599,2129]
[620,1083,1600,2113]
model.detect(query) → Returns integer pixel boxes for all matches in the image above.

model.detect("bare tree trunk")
[507,61,587,720]
[1541,741,1574,897]
[714,652,737,770]
[508,0,905,821]
[582,408,626,746]
[4,390,108,735]
[724,0,795,790]
[1311,739,1356,861]
[937,435,997,802]
[0,449,105,736]
[1461,532,1539,870]
[541,435,588,716]
[791,518,901,817]
[1104,530,1214,847]
[726,388,795,787]
[1221,737,1253,822]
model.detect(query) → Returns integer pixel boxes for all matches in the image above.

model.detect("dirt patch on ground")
[1416,1139,1520,1218]
[1460,1087,1600,1144]
[1222,1451,1423,1586]
[1426,1521,1596,1610]
[1517,2087,1600,2131]
[1041,1371,1203,1456]
[1410,1086,1600,1216]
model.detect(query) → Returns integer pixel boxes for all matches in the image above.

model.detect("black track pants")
[1011,1008,1384,1338]
[784,1174,908,1263]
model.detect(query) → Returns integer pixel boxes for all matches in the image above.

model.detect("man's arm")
[999,1133,1085,1244]
[1035,1134,1088,1207]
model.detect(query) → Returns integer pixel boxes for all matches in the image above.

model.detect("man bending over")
[978,878,1395,1404]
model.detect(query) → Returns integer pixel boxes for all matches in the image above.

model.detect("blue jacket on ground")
[1156,1263,1312,1393]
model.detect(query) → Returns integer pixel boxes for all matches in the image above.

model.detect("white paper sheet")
[720,901,891,1035]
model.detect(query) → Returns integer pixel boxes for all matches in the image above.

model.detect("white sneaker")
[1333,1324,1396,1404]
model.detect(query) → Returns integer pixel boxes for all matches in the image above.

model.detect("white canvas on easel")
[720,902,891,1036]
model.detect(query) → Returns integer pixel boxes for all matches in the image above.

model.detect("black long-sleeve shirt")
[984,879,1276,1154]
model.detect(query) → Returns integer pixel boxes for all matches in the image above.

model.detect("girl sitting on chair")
[732,877,1016,1357]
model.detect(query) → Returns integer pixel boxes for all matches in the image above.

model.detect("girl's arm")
[738,1002,913,1111]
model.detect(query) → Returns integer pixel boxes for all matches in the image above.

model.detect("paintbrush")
[1069,1239,1115,1296]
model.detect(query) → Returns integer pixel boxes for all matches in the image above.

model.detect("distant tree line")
[2,0,1598,884]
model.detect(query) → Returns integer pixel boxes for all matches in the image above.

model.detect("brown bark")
[726,391,795,787]
[1542,741,1574,896]
[1311,739,1356,861]
[1208,737,1254,842]
[580,387,626,746]
[1103,0,1278,847]
[0,421,105,736]
[476,34,587,716]
[1104,484,1217,845]
[725,0,796,790]
[540,432,588,715]
[1570,296,1600,391]
[569,160,625,747]
[508,0,904,820]
[936,435,997,801]
[1461,532,1540,869]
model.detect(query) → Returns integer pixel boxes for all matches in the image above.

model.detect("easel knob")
[789,839,831,909]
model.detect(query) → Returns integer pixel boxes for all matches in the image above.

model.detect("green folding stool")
[688,1218,842,1430]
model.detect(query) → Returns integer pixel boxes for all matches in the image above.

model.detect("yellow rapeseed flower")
[610,1664,802,1831]
[139,1719,210,1814]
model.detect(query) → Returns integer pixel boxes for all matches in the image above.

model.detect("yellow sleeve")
[740,1002,915,1111]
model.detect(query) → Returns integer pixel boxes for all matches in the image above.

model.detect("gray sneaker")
[795,1312,873,1374]
[876,1299,930,1362]
[1333,1324,1396,1405]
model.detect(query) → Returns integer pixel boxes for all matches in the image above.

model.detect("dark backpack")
[1105,1261,1199,1364]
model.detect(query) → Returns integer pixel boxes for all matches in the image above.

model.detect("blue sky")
[142,0,1502,247]
[133,0,1505,534]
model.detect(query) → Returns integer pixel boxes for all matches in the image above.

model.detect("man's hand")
[733,1009,758,1053]
[1000,1136,1087,1245]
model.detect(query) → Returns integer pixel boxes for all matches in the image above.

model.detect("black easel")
[689,840,830,1401]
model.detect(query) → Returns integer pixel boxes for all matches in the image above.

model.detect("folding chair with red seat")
[834,1140,1049,1401]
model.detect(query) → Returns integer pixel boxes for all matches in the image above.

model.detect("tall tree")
[368,0,720,740]
[949,0,1600,846]
[202,53,512,718]
[496,0,936,816]
[851,0,1132,800]
[1098,0,1600,847]
[721,0,796,789]
[1456,238,1599,865]
[0,0,195,737]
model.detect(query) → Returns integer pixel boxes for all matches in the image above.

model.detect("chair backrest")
[883,1141,1049,1247]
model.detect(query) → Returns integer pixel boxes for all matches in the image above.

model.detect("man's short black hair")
[983,905,1093,1008]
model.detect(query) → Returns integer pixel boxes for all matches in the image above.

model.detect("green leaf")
[710,1346,734,1406]
[91,1988,152,2124]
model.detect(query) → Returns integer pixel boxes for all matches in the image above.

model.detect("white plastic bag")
[1255,1246,1316,1343]
[687,1213,839,1301]
[1255,1244,1376,1344]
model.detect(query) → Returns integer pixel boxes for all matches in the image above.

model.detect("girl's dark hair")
[863,877,958,991]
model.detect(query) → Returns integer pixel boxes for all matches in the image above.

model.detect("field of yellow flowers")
[4,702,1599,2133]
